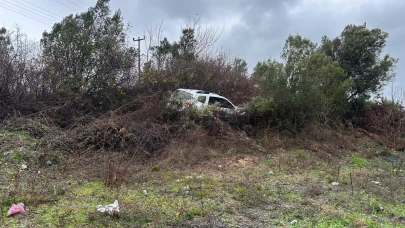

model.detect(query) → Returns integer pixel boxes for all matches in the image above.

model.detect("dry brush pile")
[2,88,257,163]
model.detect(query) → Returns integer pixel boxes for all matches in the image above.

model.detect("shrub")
[353,99,405,148]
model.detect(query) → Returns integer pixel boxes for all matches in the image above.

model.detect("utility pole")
[133,36,145,75]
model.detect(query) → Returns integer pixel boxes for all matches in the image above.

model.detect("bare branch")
[182,15,224,56]
[143,20,165,70]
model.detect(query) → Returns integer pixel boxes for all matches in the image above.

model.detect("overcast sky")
[1,0,404,98]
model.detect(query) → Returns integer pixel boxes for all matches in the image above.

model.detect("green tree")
[0,27,39,104]
[40,0,136,101]
[150,37,176,68]
[0,27,12,103]
[321,23,398,110]
[143,28,198,88]
[150,28,197,63]
[178,28,197,61]
[143,25,253,103]
[281,35,318,94]
[252,35,352,131]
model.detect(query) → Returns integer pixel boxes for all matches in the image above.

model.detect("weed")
[232,187,246,198]
[350,155,369,167]
[151,165,160,172]
[10,148,25,163]
[255,184,264,191]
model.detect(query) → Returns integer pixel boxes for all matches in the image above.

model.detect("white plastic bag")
[96,200,119,216]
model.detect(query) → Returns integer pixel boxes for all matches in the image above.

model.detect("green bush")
[249,35,356,133]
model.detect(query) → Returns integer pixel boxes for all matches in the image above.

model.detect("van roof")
[176,88,221,96]
[174,88,235,106]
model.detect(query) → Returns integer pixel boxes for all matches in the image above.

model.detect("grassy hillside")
[0,4,403,226]
[1,123,404,227]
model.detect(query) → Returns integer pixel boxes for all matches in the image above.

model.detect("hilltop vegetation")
[1,0,405,227]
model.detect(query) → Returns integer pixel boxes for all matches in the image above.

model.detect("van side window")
[208,97,234,109]
[197,96,206,103]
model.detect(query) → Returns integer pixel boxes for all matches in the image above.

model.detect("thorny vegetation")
[1,0,405,227]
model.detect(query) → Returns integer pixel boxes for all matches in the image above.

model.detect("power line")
[0,4,52,26]
[18,0,63,20]
[0,2,54,26]
[72,0,90,8]
[53,0,79,12]
[4,0,54,23]
[66,0,87,11]
[3,0,57,24]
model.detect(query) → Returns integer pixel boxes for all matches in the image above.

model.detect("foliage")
[320,23,398,113]
[0,27,39,108]
[251,23,398,132]
[141,27,254,105]
[251,35,352,132]
[0,0,401,157]
[149,28,196,67]
[0,27,13,105]
[353,98,405,148]
[40,0,136,108]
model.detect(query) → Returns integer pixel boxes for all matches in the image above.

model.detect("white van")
[168,88,242,114]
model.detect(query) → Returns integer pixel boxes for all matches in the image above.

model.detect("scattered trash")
[97,200,119,216]
[331,182,339,186]
[3,151,13,156]
[21,164,27,170]
[290,219,298,224]
[268,171,274,175]
[175,179,180,182]
[143,190,148,196]
[177,186,191,195]
[7,203,26,217]
[46,160,53,166]
[184,186,190,194]
[371,181,381,184]
[186,176,193,180]
[388,157,396,163]
[376,206,384,212]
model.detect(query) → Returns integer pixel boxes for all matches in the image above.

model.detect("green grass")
[350,154,369,167]
[1,129,405,227]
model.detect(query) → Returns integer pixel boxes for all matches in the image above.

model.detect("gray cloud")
[218,0,405,88]
[115,0,404,95]
[2,0,403,96]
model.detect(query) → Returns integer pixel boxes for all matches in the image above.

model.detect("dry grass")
[1,119,405,227]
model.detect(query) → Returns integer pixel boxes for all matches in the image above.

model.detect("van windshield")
[172,90,193,100]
